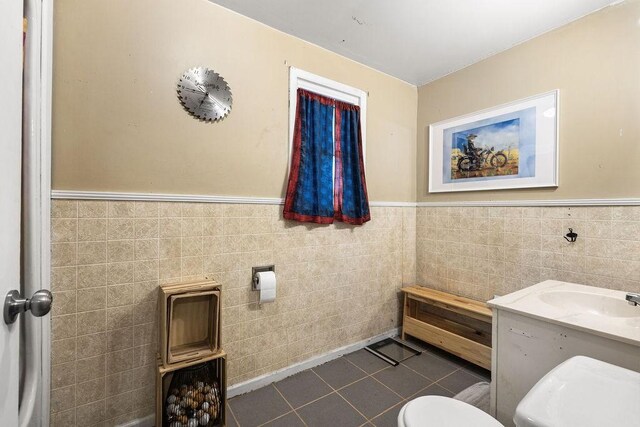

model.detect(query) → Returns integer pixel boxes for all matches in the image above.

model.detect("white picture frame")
[428,90,559,193]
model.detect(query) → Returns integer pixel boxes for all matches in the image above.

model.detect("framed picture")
[428,90,559,193]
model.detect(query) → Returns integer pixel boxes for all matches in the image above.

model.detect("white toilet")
[398,356,640,427]
[397,395,502,427]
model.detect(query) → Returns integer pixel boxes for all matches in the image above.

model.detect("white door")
[0,0,26,424]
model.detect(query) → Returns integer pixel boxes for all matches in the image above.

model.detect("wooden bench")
[401,285,492,370]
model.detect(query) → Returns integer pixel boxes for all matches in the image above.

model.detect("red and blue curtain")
[284,89,370,225]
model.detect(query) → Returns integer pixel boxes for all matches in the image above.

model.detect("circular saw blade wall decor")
[177,67,232,122]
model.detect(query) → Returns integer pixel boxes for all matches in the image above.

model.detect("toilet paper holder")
[252,265,275,290]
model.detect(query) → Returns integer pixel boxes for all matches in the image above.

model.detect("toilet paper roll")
[256,271,276,304]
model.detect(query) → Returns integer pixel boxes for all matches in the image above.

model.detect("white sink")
[514,356,640,427]
[538,290,639,318]
[488,280,640,345]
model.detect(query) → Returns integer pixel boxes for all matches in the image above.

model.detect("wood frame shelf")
[157,279,226,427]
[160,280,222,366]
[401,285,492,370]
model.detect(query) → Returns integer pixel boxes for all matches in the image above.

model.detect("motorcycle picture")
[456,134,508,173]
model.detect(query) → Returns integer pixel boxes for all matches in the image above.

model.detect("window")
[288,67,367,169]
[284,68,370,225]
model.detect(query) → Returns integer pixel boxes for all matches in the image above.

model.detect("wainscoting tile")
[50,200,412,423]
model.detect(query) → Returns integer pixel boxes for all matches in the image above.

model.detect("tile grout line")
[334,388,371,425]
[316,357,404,423]
[404,380,450,401]
[342,353,388,376]
[460,364,492,382]
[369,355,442,397]
[225,401,241,426]
[397,352,462,384]
[396,359,440,382]
[269,383,312,427]
[432,368,468,395]
[369,397,408,426]
[354,353,477,411]
[355,384,404,425]
[255,409,298,427]
[367,373,410,401]
[310,364,369,393]
[308,368,339,392]
[270,383,296,412]
[278,362,380,425]
[291,409,309,427]
[282,372,341,413]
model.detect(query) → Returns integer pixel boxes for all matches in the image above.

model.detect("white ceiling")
[210,0,619,86]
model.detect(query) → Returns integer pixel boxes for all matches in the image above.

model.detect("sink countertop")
[488,280,640,346]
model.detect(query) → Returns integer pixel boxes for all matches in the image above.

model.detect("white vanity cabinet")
[488,281,640,427]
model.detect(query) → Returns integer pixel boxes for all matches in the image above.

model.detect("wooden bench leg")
[401,294,407,340]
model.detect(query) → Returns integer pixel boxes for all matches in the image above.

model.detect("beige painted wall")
[417,0,640,202]
[52,0,417,202]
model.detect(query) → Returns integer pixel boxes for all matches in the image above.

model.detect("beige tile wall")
[50,200,416,426]
[51,201,640,425]
[416,206,640,301]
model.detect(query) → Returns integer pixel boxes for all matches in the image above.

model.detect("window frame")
[288,67,367,173]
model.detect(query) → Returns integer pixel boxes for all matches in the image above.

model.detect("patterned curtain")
[284,88,370,225]
[334,104,370,224]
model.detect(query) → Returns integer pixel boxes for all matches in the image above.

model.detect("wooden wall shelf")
[401,285,492,370]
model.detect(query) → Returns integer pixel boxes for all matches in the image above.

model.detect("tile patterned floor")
[227,342,491,427]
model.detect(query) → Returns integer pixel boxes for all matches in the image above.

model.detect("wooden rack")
[159,280,222,366]
[156,352,227,427]
[157,279,226,427]
[401,285,492,370]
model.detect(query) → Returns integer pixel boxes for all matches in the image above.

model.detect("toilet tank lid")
[514,356,640,427]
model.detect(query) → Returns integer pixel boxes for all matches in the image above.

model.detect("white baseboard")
[227,327,400,398]
[117,328,399,426]
[118,414,154,427]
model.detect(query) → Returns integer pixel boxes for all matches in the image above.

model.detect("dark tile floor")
[227,342,490,427]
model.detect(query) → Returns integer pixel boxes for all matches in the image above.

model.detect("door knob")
[3,289,53,325]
